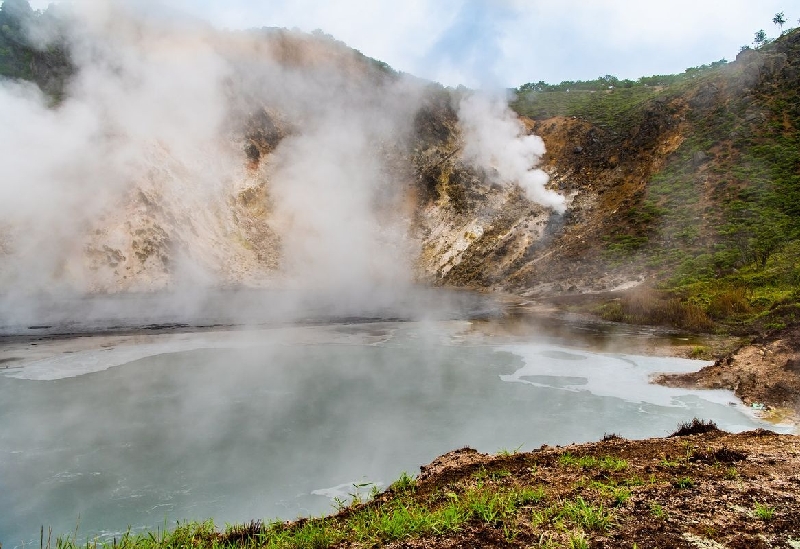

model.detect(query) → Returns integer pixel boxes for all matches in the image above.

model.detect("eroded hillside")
[415,29,800,308]
[1,1,798,340]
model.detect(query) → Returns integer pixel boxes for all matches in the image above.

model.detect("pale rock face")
[0,9,571,298]
[60,141,282,293]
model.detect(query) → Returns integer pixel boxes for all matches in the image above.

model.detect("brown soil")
[340,429,800,548]
[657,326,800,426]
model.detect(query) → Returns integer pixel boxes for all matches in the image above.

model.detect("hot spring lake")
[0,291,784,547]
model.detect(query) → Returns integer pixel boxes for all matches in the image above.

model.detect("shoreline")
[3,298,795,431]
[30,427,800,549]
[655,324,800,433]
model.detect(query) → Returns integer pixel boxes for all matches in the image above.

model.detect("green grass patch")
[473,467,511,481]
[558,497,614,532]
[650,503,667,519]
[558,453,628,471]
[389,471,416,493]
[47,475,554,549]
[753,502,776,521]
[583,480,632,507]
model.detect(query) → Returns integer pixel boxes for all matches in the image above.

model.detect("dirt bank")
[390,428,800,548]
[657,325,800,427]
[201,427,800,549]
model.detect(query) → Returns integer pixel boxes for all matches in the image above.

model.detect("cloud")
[421,0,519,88]
[103,0,795,88]
[480,0,792,85]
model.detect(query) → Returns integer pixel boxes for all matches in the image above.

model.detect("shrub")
[599,287,714,332]
[670,418,719,437]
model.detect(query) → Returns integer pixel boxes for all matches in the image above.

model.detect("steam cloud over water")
[0,0,564,325]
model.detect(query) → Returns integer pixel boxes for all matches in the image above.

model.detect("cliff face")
[1,6,798,308]
[414,28,800,309]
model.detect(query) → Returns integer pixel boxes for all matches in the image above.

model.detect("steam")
[0,0,565,329]
[0,2,237,295]
[269,118,413,294]
[0,0,419,305]
[457,93,566,213]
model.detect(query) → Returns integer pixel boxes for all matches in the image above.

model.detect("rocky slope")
[0,4,798,340]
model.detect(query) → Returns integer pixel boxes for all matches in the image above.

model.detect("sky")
[28,0,797,88]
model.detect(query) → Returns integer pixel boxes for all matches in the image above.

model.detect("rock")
[691,150,709,168]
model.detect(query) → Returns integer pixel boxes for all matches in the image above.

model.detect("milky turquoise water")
[0,320,772,548]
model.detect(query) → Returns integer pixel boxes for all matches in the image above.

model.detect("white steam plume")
[0,1,237,295]
[457,93,566,214]
[0,0,420,308]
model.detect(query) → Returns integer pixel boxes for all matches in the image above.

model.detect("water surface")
[0,318,773,548]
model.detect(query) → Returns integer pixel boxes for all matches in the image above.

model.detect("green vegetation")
[598,289,713,332]
[46,474,555,549]
[688,345,712,359]
[725,467,739,480]
[473,466,511,481]
[557,497,613,531]
[389,471,416,493]
[517,25,800,334]
[650,503,667,519]
[0,0,72,98]
[32,429,800,549]
[558,452,628,471]
[753,502,776,520]
[579,479,631,507]
[512,85,663,134]
[512,61,727,134]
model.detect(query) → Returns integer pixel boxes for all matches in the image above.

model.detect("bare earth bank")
[657,325,800,428]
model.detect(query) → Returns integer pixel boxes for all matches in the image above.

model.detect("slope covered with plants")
[510,28,800,335]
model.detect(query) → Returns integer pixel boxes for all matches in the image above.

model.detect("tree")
[753,29,767,47]
[0,0,34,28]
[773,12,786,33]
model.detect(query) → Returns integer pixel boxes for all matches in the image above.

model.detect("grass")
[497,444,524,456]
[598,288,714,332]
[558,453,628,471]
[688,345,712,359]
[753,502,776,521]
[45,469,595,549]
[37,426,795,549]
[389,472,416,493]
[591,482,631,507]
[55,475,551,549]
[473,467,512,481]
[659,455,682,468]
[568,533,590,549]
[531,498,614,534]
[559,498,613,531]
[650,503,667,519]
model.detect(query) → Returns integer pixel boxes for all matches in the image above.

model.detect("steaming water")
[0,305,778,548]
